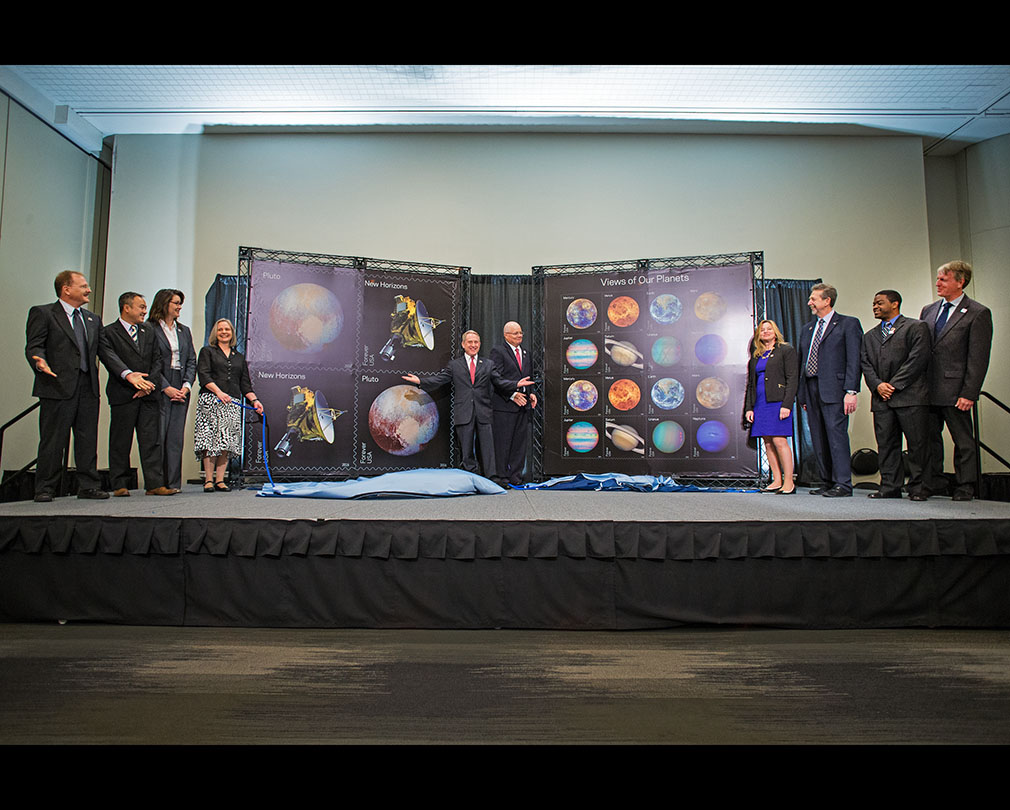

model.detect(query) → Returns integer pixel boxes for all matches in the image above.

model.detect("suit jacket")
[25,301,103,399]
[919,295,993,406]
[490,343,531,413]
[98,320,164,406]
[797,311,863,405]
[860,315,930,412]
[744,342,798,411]
[420,355,516,426]
[152,320,197,392]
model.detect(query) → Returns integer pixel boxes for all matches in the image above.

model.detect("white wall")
[0,95,99,473]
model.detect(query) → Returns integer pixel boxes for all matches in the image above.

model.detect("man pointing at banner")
[403,330,533,479]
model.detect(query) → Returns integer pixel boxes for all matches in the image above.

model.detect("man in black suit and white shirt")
[25,271,115,502]
[797,283,863,497]
[98,292,177,496]
[490,321,538,485]
[919,260,993,501]
[403,330,532,478]
[860,290,931,500]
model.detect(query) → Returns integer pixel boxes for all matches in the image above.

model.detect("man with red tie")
[403,330,531,478]
[490,322,538,485]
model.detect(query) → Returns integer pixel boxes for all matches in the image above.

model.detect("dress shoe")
[822,486,852,498]
[868,491,901,499]
[909,492,929,502]
[952,490,974,502]
[77,488,110,500]
[113,488,130,497]
[778,487,796,495]
[808,486,829,495]
[146,486,179,496]
[34,492,54,503]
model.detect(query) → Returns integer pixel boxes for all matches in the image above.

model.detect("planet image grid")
[607,296,640,327]
[696,376,730,410]
[651,336,682,367]
[367,384,439,456]
[696,420,730,453]
[269,283,344,353]
[694,334,728,365]
[608,379,641,411]
[566,421,600,453]
[566,298,598,330]
[652,420,686,453]
[650,377,685,410]
[649,294,683,325]
[566,380,599,412]
[694,291,727,322]
[566,339,599,370]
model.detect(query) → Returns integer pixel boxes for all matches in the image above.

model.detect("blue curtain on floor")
[758,277,821,486]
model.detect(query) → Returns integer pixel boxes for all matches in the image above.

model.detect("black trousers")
[109,396,165,491]
[36,371,99,495]
[925,404,977,494]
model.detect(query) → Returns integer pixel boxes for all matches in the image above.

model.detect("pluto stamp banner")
[242,256,461,478]
[543,262,754,477]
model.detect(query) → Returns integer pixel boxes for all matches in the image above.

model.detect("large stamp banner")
[538,254,758,479]
[239,248,465,479]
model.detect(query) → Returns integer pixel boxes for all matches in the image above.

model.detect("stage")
[2,485,1010,629]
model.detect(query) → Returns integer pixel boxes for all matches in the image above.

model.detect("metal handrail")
[974,391,1010,485]
[0,402,41,492]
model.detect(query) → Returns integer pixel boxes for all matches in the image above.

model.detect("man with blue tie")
[919,261,992,501]
[798,283,863,497]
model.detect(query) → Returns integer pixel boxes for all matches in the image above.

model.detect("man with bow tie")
[798,283,863,497]
[919,261,993,501]
[490,322,538,486]
[860,290,931,500]
[98,291,177,496]
[403,330,532,478]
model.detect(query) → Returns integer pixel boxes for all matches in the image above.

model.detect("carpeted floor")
[2,624,1009,744]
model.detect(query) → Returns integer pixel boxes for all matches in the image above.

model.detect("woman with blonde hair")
[194,318,263,492]
[744,319,799,494]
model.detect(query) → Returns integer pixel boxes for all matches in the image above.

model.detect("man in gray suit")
[919,260,993,501]
[861,290,931,500]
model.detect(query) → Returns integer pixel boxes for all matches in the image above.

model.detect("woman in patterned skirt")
[194,319,263,491]
[744,319,799,494]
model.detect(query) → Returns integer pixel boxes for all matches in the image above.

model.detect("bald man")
[490,322,538,485]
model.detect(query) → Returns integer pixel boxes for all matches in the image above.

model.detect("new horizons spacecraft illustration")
[273,385,346,457]
[380,295,444,362]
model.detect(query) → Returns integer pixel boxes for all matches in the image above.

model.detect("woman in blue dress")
[744,320,799,494]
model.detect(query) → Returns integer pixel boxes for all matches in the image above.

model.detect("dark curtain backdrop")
[760,277,821,486]
[204,274,250,352]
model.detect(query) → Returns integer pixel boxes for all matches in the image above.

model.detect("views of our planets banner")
[241,257,462,477]
[543,261,756,477]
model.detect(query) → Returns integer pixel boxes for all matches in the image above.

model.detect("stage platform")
[3,485,1010,630]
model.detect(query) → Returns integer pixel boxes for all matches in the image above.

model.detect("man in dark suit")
[25,271,113,502]
[98,292,177,496]
[798,283,863,497]
[403,330,532,477]
[860,290,931,500]
[490,321,538,485]
[919,260,993,501]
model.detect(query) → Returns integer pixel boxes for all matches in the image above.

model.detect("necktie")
[129,323,138,343]
[881,320,894,341]
[73,309,88,373]
[806,319,825,375]
[469,356,476,384]
[935,302,951,337]
[515,347,522,371]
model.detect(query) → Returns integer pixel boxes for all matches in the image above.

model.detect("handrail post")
[973,400,983,494]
